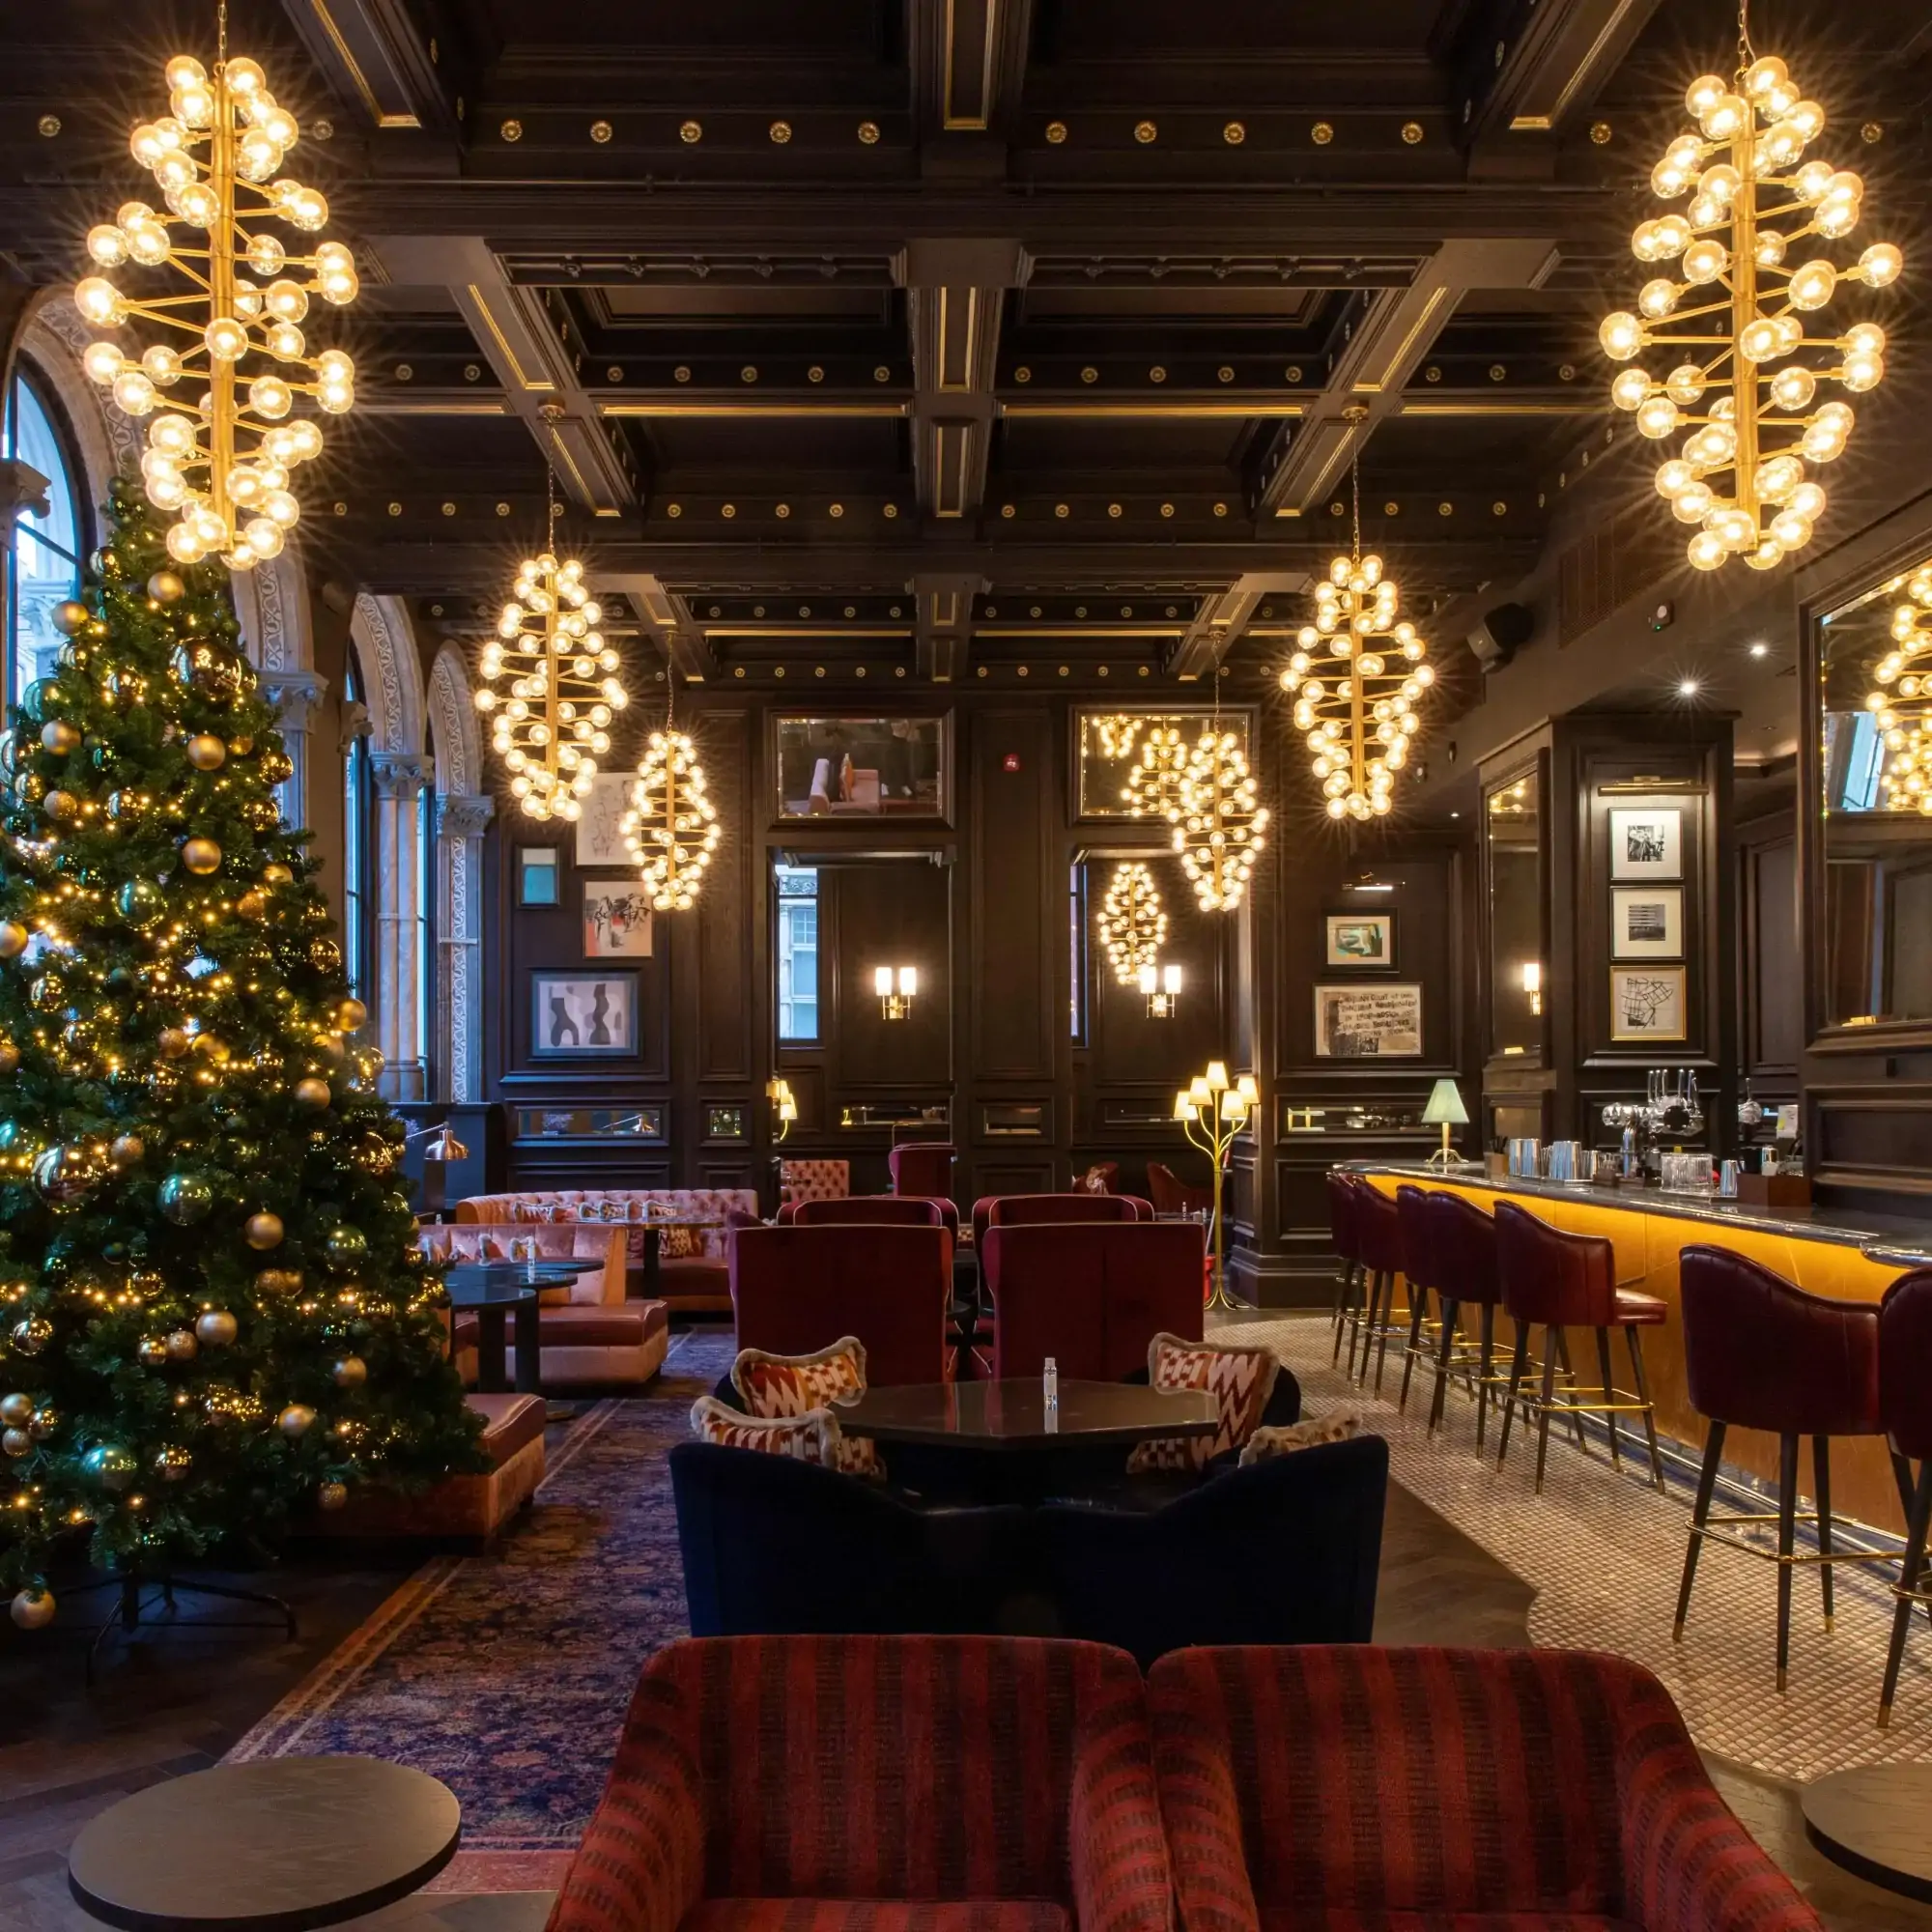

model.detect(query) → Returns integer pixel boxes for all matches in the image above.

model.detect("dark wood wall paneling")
[1737,803,1802,1106]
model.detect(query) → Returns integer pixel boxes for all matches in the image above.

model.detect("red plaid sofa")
[1148,1645,1823,1932]
[546,1634,1172,1932]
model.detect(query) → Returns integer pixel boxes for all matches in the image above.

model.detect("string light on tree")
[474,477,627,820]
[74,11,359,568]
[622,697,720,911]
[1866,566,1932,814]
[1279,433,1433,821]
[1096,861,1167,984]
[1600,6,1902,575]
[1174,718,1267,912]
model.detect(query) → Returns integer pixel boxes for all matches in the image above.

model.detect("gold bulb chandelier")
[1174,710,1267,912]
[1600,8,1902,576]
[1094,715,1143,763]
[75,10,357,569]
[474,479,628,820]
[623,695,720,911]
[1279,441,1433,822]
[1866,568,1932,814]
[1123,722,1192,818]
[1097,861,1168,984]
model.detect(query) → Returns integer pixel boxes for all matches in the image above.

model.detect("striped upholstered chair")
[1149,1645,1822,1932]
[548,1634,1172,1932]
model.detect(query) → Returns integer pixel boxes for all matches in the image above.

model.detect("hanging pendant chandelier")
[1174,714,1267,912]
[1097,861,1168,983]
[74,8,358,569]
[1093,715,1144,764]
[1867,568,1932,814]
[1279,436,1434,822]
[1600,6,1902,576]
[623,696,720,911]
[1123,722,1192,818]
[475,478,628,820]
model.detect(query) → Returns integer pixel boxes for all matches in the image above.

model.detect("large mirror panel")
[1487,767,1545,1060]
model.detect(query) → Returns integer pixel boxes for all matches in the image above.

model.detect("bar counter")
[1348,1162,1932,1535]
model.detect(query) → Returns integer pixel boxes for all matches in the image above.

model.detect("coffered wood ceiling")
[4,0,1929,688]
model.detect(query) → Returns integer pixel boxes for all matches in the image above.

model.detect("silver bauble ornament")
[28,1405,57,1440]
[194,1310,238,1348]
[109,1133,145,1169]
[9,1317,52,1354]
[10,1587,55,1630]
[32,1142,100,1208]
[157,1171,214,1225]
[81,1443,137,1491]
[2,1426,30,1457]
[323,1225,368,1269]
[278,1404,316,1439]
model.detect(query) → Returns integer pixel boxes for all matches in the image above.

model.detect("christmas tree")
[0,481,480,1631]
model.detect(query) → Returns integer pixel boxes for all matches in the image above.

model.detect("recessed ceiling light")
[1748,641,1770,658]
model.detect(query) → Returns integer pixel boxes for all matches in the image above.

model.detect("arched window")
[4,362,86,709]
[342,652,373,1000]
[417,713,438,1096]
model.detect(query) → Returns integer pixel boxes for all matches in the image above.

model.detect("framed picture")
[529,971,639,1058]
[704,1103,747,1144]
[1609,965,1688,1042]
[517,846,559,907]
[1609,807,1682,881]
[582,882,654,959]
[1313,982,1423,1058]
[774,714,949,820]
[1611,886,1683,959]
[1324,911,1394,969]
[574,772,635,867]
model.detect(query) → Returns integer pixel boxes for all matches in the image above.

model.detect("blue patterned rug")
[226,1328,738,1892]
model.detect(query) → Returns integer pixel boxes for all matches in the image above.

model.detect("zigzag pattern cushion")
[731,1338,880,1479]
[1126,1330,1280,1473]
[689,1397,840,1466]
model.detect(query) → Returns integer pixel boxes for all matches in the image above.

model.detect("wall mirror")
[774,715,949,820]
[1486,767,1545,1060]
[1818,555,1932,1031]
[1074,708,1252,819]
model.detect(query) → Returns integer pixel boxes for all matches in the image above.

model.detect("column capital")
[263,667,328,730]
[370,751,431,799]
[437,791,496,841]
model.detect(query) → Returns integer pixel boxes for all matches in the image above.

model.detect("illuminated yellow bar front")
[1357,1165,1918,1536]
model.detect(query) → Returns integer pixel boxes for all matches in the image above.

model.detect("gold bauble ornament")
[229,734,255,756]
[180,838,222,875]
[237,890,268,919]
[136,1336,169,1366]
[43,790,78,822]
[318,1479,349,1511]
[333,997,368,1034]
[330,1354,367,1388]
[146,571,185,605]
[0,923,26,960]
[51,600,89,637]
[129,1269,165,1299]
[0,1393,32,1427]
[153,1444,192,1481]
[157,1028,190,1059]
[0,1041,18,1075]
[163,1328,198,1363]
[108,1133,144,1169]
[10,1588,55,1631]
[262,863,295,886]
[40,721,81,755]
[245,1212,285,1249]
[28,1404,57,1441]
[278,1404,317,1439]
[293,1077,332,1111]
[194,1309,238,1348]
[254,1266,299,1296]
[185,735,227,772]
[2,1426,30,1458]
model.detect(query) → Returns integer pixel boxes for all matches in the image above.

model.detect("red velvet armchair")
[547,1634,1173,1932]
[781,1195,960,1241]
[1149,1645,1823,1932]
[888,1141,956,1203]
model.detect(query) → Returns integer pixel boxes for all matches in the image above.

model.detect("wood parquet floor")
[1,1400,1925,1932]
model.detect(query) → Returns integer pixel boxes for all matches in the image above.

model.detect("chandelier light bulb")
[1097,861,1168,983]
[624,726,721,909]
[77,42,359,567]
[1172,727,1267,911]
[1604,37,1902,576]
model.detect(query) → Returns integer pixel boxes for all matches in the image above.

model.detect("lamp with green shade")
[1422,1077,1469,1167]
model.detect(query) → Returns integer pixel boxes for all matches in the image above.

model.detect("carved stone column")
[436,792,494,1103]
[263,668,327,830]
[369,751,430,1101]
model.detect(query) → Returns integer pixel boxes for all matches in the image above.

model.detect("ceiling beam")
[899,238,1026,523]
[911,572,987,682]
[603,571,719,684]
[909,0,1037,151]
[1254,236,1560,522]
[370,236,640,518]
[274,0,459,137]
[1164,572,1309,683]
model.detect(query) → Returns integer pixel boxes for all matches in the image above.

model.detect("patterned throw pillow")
[1239,1409,1364,1465]
[690,1397,841,1464]
[478,1233,514,1262]
[1074,1165,1112,1195]
[656,1222,704,1261]
[1126,1330,1281,1474]
[731,1338,879,1478]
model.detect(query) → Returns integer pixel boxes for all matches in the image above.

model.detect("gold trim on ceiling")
[942,0,999,130]
[1398,402,1600,416]
[600,402,908,418]
[466,287,552,392]
[306,0,422,128]
[1000,402,1304,419]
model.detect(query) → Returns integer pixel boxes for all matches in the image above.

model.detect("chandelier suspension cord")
[1737,0,1754,74]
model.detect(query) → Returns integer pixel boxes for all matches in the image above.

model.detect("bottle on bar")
[1043,1355,1059,1409]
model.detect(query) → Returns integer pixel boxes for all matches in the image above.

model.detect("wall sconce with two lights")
[874,965,918,1021]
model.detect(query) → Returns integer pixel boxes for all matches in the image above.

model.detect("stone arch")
[17,294,130,512]
[425,643,492,1102]
[426,641,482,797]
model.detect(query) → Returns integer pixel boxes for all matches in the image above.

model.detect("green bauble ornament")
[116,879,166,930]
[0,1120,41,1155]
[80,1443,137,1492]
[17,679,60,724]
[323,1225,368,1269]
[156,1171,214,1226]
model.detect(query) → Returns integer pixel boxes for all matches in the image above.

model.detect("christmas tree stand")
[73,1572,298,1685]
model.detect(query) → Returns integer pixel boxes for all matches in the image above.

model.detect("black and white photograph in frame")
[1610,886,1684,960]
[1608,807,1683,881]
[573,772,635,867]
[1324,911,1395,969]
[530,970,639,1058]
[1313,982,1423,1058]
[1609,965,1687,1042]
[582,882,655,959]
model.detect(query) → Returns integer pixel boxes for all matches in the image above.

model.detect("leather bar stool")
[1394,1183,1443,1412]
[1493,1201,1666,1494]
[1424,1188,1508,1447]
[1878,1268,1932,1725]
[1673,1246,1885,1693]
[1349,1179,1410,1395]
[1324,1169,1363,1364]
